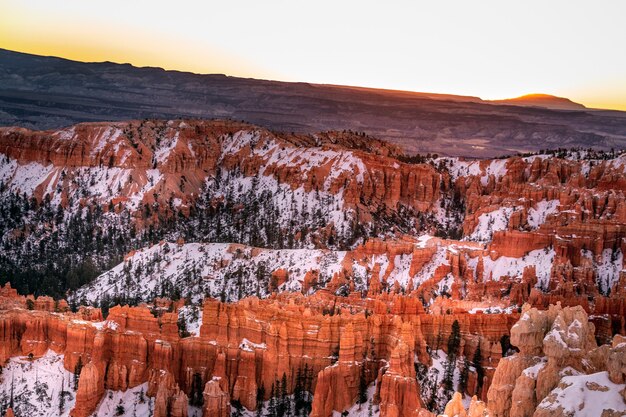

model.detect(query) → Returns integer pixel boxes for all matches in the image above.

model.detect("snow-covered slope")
[0,351,75,417]
[71,242,346,304]
[535,371,626,417]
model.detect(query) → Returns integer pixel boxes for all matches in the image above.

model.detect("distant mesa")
[491,93,587,111]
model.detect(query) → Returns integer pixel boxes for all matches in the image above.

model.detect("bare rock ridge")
[2,48,626,157]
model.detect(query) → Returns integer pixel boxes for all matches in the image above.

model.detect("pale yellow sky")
[1,0,625,110]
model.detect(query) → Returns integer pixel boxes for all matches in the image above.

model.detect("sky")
[1,0,625,110]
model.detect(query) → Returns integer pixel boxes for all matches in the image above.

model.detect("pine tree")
[74,356,83,390]
[357,360,368,405]
[458,358,470,395]
[58,376,66,415]
[447,320,461,357]
[442,320,462,408]
[190,373,204,407]
[177,314,190,338]
[294,367,304,416]
[280,372,290,417]
[231,400,244,417]
[426,375,438,411]
[256,384,266,417]
[473,342,484,396]
[266,382,277,417]
[301,364,313,416]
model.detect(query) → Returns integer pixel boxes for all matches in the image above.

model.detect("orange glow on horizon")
[1,0,625,111]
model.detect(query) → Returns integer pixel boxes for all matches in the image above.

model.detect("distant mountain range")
[1,48,625,157]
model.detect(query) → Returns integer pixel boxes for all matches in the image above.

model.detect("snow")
[417,234,434,248]
[93,383,153,417]
[0,159,55,195]
[178,305,203,336]
[332,382,379,416]
[91,320,119,331]
[89,127,123,157]
[436,274,454,297]
[527,200,559,229]
[126,168,163,209]
[442,158,508,185]
[207,171,350,243]
[468,306,517,314]
[522,357,547,379]
[255,135,368,187]
[72,242,347,304]
[594,249,623,294]
[468,207,516,242]
[417,349,467,414]
[52,127,76,142]
[544,327,568,348]
[0,151,164,212]
[0,350,75,417]
[480,159,508,186]
[154,131,179,163]
[412,246,450,287]
[385,252,414,289]
[467,247,555,287]
[444,159,481,181]
[239,338,267,351]
[536,371,626,417]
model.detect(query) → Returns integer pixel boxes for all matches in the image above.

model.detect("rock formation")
[487,303,626,417]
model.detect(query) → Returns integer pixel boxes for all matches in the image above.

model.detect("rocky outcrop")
[71,362,104,417]
[202,379,230,417]
[441,392,490,417]
[378,340,423,417]
[487,303,626,417]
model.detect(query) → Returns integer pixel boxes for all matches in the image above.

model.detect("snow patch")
[536,371,626,417]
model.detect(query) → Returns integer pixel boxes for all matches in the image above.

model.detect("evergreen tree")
[280,372,290,417]
[442,320,462,409]
[472,342,484,396]
[447,320,461,357]
[231,400,245,417]
[177,313,190,338]
[256,384,266,417]
[357,360,368,405]
[74,356,83,390]
[189,373,204,407]
[426,375,438,411]
[458,358,470,395]
[58,376,66,415]
[294,367,304,416]
[266,382,277,417]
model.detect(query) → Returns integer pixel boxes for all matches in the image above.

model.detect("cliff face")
[0,120,440,220]
[0,284,521,417]
[5,283,624,417]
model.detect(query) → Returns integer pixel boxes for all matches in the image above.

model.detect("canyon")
[0,119,624,416]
